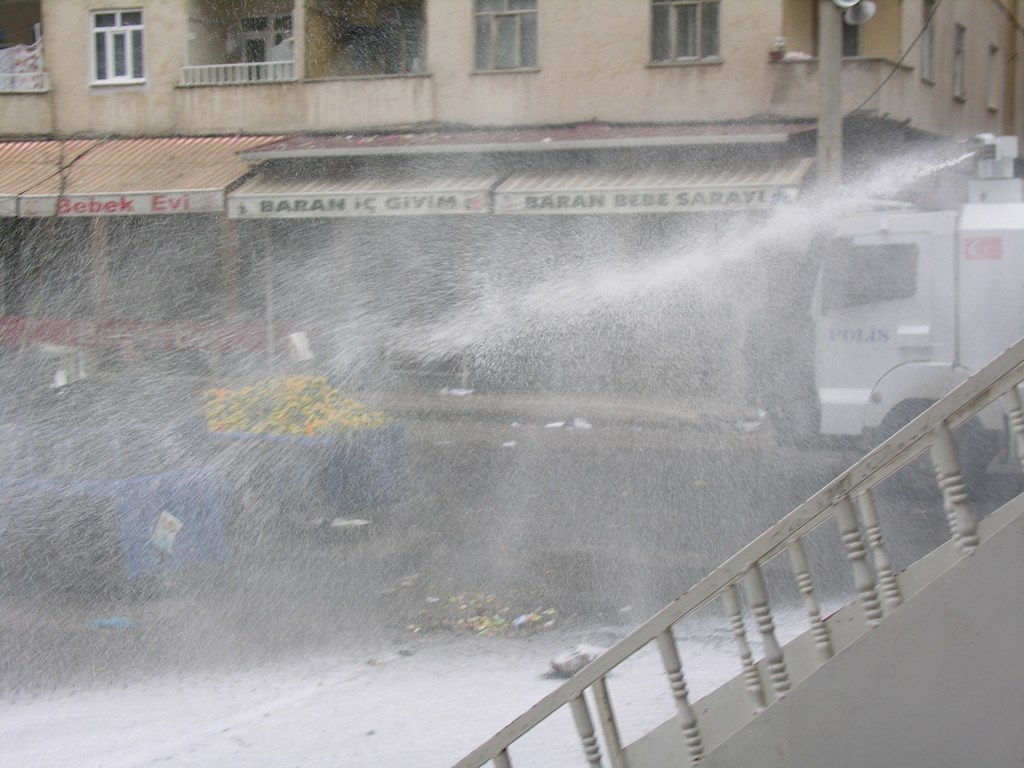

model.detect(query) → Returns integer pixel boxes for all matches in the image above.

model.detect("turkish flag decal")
[965,236,1002,260]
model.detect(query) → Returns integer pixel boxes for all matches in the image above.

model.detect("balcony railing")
[179,61,296,87]
[0,71,50,92]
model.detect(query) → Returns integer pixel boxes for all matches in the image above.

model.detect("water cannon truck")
[806,134,1024,470]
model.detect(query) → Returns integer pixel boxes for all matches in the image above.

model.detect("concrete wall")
[698,496,1024,767]
[42,0,186,135]
[628,494,1024,767]
[0,93,52,136]
[895,0,1016,139]
[428,0,786,126]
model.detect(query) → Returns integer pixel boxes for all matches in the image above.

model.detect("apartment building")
[0,0,1021,396]
[1,0,1019,137]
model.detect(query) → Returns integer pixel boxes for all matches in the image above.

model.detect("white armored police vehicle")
[809,134,1023,469]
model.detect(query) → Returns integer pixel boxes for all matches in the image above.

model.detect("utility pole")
[817,0,843,188]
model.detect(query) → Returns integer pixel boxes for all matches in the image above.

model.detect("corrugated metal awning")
[494,157,814,214]
[1,136,280,217]
[0,139,97,216]
[242,121,818,159]
[228,175,499,218]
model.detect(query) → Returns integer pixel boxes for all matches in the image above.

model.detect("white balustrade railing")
[178,60,296,87]
[452,334,1024,768]
[0,72,50,92]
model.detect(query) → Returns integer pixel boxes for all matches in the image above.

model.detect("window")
[920,0,935,81]
[822,242,918,312]
[237,14,292,64]
[475,0,537,70]
[651,1,719,62]
[953,24,965,100]
[335,3,423,75]
[986,44,1000,110]
[92,9,144,83]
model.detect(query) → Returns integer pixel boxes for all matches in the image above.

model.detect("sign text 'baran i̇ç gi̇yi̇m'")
[228,191,488,218]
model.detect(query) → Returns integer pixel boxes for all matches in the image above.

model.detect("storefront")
[0,123,818,398]
[0,135,283,386]
[224,122,816,397]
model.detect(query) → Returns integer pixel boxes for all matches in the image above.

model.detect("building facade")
[2,0,1021,138]
[1,1,1022,399]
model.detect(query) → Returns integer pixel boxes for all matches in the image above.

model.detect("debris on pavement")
[406,592,557,637]
[512,611,556,631]
[440,388,474,397]
[548,644,607,678]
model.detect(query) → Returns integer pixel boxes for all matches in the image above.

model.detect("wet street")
[0,397,1016,697]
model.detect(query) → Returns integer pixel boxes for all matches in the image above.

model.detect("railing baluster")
[180,61,298,86]
[493,749,512,768]
[569,693,604,766]
[855,488,902,613]
[1005,384,1024,475]
[834,496,883,626]
[591,677,629,768]
[743,564,790,698]
[931,422,979,553]
[656,628,704,762]
[722,583,765,711]
[787,538,833,659]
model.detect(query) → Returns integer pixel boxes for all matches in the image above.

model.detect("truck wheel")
[952,418,1001,486]
[874,401,998,488]
[873,400,934,447]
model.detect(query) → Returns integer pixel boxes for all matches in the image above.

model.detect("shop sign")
[228,191,489,218]
[494,185,799,214]
[0,316,289,353]
[18,190,224,217]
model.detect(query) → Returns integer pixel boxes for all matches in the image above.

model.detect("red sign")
[964,236,1002,260]
[0,316,291,352]
[18,190,224,217]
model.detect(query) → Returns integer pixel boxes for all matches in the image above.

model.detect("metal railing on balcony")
[178,60,296,87]
[453,334,1024,767]
[0,71,49,92]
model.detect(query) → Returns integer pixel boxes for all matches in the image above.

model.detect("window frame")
[821,241,919,314]
[91,9,145,85]
[953,24,966,101]
[651,0,720,64]
[986,43,1000,111]
[920,0,935,82]
[236,14,293,64]
[474,0,538,72]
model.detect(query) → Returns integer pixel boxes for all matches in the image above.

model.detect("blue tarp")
[208,423,406,511]
[0,468,229,581]
[0,423,229,583]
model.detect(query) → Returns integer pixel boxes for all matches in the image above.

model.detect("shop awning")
[241,121,817,159]
[0,139,97,217]
[1,136,279,218]
[493,157,814,214]
[228,175,499,218]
